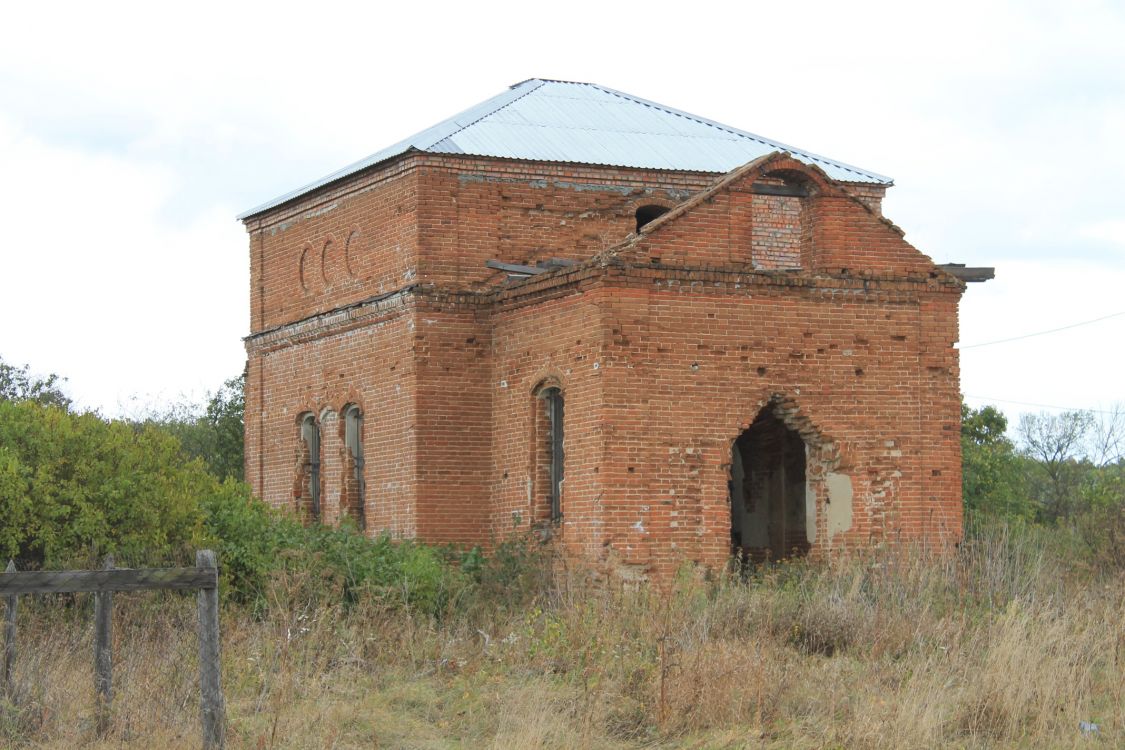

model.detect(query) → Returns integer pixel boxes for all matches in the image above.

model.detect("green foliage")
[133,374,245,482]
[962,402,1125,570]
[0,356,72,410]
[0,357,469,614]
[457,533,556,610]
[1074,460,1125,567]
[198,480,463,615]
[961,402,1032,520]
[1018,409,1096,522]
[0,399,205,565]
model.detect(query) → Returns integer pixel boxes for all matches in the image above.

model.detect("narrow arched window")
[535,386,565,523]
[299,413,321,522]
[635,204,670,232]
[343,404,365,529]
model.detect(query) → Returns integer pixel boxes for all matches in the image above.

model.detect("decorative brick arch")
[753,154,837,196]
[735,393,844,469]
[343,226,362,279]
[298,242,314,294]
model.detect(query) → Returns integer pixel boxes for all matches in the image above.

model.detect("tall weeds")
[3,523,1122,748]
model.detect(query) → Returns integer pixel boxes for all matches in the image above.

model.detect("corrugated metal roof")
[239,79,892,220]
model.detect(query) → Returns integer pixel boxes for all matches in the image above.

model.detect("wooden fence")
[1,550,226,749]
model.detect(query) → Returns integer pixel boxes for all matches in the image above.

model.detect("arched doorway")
[730,406,812,561]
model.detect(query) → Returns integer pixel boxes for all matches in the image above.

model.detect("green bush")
[198,480,464,615]
[130,374,245,482]
[0,399,205,566]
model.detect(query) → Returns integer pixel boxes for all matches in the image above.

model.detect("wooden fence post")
[2,560,16,702]
[94,554,114,736]
[196,550,225,749]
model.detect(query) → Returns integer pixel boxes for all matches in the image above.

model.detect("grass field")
[3,522,1122,749]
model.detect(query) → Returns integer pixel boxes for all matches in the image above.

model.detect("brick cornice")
[245,259,962,351]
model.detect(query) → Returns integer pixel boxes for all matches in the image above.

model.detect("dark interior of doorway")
[730,406,810,562]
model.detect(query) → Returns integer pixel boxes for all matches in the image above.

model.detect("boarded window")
[299,414,321,522]
[343,404,365,529]
[533,385,565,524]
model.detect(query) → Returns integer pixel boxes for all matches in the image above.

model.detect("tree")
[1018,410,1094,523]
[0,356,72,410]
[961,401,1031,519]
[132,373,245,482]
[1075,406,1125,568]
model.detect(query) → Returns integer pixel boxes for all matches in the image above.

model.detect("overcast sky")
[1,0,1122,424]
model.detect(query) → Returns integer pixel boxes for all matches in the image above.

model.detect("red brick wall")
[244,158,421,333]
[487,285,609,558]
[245,297,420,537]
[414,156,714,290]
[242,151,958,579]
[410,301,493,544]
[590,274,962,577]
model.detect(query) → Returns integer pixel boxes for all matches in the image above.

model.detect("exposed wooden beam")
[751,183,808,198]
[938,264,995,282]
[486,259,547,276]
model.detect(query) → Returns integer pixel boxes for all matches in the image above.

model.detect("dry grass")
[3,524,1123,749]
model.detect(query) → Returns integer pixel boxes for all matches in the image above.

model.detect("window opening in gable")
[635,204,670,232]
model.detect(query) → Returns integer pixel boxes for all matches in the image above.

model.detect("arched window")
[635,204,670,233]
[343,404,365,529]
[534,385,565,523]
[299,413,321,522]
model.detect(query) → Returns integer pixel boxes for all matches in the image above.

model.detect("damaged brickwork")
[241,148,967,581]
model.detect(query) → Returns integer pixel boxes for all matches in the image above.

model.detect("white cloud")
[0,0,1122,418]
[959,260,1125,418]
[0,116,247,414]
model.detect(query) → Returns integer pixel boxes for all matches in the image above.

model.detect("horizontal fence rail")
[1,551,225,749]
[0,566,218,595]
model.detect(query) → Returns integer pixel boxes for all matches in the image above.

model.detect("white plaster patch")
[826,472,854,540]
[805,483,818,544]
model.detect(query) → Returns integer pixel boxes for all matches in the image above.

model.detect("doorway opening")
[730,406,812,561]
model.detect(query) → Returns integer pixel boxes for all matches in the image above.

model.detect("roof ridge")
[583,81,892,184]
[510,77,593,88]
[422,79,549,150]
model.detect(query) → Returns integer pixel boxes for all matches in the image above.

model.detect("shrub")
[198,481,463,615]
[0,399,205,566]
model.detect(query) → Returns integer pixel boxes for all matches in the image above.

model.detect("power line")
[964,394,1121,416]
[958,310,1125,349]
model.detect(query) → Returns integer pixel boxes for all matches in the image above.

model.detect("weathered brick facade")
[242,140,966,578]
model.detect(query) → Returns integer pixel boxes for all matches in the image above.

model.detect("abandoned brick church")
[239,79,988,578]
